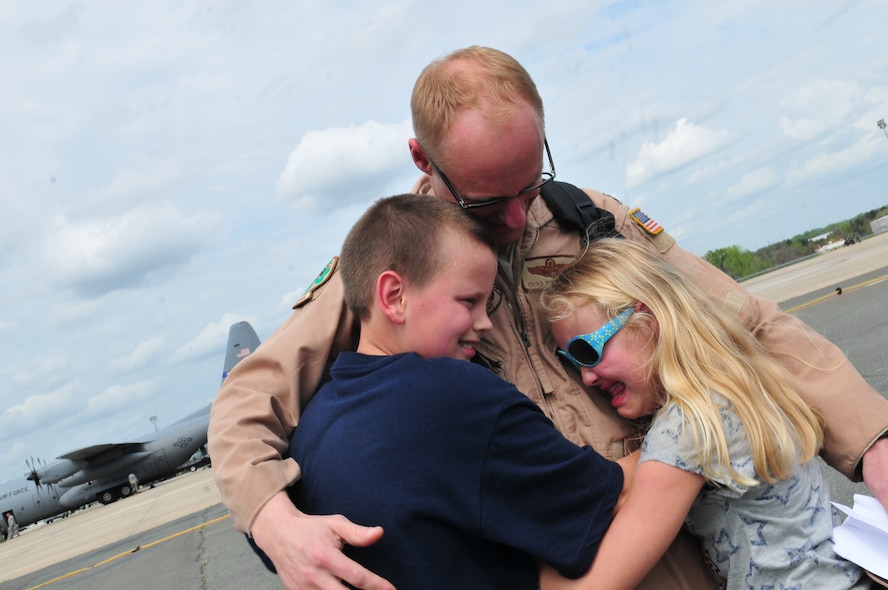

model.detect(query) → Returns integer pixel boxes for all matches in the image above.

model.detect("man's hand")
[251,491,396,590]
[862,436,888,511]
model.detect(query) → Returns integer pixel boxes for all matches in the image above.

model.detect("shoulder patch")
[293,256,338,309]
[629,208,664,236]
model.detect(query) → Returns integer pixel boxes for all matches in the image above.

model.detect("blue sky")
[1,1,886,483]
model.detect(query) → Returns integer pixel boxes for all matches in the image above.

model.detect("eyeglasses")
[428,139,556,209]
[557,308,634,369]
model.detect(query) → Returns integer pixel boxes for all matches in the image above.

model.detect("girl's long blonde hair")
[540,239,823,487]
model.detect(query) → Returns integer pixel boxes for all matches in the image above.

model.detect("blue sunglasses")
[557,308,635,369]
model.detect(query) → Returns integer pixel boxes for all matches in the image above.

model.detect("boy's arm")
[540,461,704,590]
[588,189,888,505]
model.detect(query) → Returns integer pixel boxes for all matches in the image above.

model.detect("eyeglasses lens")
[567,340,601,365]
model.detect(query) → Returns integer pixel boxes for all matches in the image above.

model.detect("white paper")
[831,494,888,579]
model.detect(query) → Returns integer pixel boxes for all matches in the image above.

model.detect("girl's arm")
[613,451,639,513]
[540,460,705,590]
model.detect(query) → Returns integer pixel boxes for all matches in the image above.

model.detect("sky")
[1,1,887,484]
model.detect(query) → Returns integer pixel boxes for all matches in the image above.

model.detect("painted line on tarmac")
[26,513,232,590]
[784,273,888,314]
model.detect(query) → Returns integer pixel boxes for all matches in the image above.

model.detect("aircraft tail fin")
[222,321,262,383]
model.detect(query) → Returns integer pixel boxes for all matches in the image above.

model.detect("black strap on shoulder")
[540,181,620,246]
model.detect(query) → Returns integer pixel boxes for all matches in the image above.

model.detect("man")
[6,511,19,539]
[128,473,140,495]
[209,46,888,589]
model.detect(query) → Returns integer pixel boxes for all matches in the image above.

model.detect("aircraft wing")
[58,442,146,463]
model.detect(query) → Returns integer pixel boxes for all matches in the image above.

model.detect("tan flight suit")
[6,513,18,539]
[208,181,888,589]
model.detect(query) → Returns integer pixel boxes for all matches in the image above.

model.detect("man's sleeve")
[586,188,888,480]
[208,268,358,533]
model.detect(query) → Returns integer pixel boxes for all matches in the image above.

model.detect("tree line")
[703,205,888,280]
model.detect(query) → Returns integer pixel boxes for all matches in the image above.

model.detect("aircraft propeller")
[25,457,49,493]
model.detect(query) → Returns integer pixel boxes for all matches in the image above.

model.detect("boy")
[272,194,628,589]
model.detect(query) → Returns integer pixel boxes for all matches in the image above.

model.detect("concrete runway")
[2,232,887,589]
[0,468,281,590]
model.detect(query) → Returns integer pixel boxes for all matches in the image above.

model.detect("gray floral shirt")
[640,396,868,589]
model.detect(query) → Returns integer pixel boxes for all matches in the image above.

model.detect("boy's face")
[551,305,661,420]
[401,236,496,362]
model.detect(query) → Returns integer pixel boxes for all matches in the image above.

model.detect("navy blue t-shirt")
[283,352,622,589]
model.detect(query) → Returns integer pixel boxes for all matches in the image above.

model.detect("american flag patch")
[629,208,664,235]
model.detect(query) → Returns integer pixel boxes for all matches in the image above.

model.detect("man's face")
[423,104,548,246]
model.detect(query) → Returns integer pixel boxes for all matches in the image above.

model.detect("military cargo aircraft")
[0,321,261,537]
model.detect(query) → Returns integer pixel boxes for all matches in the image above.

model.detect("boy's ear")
[377,270,407,324]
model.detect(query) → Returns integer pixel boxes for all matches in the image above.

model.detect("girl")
[539,238,869,589]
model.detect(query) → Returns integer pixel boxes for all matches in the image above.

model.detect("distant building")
[870,215,888,234]
[815,240,846,254]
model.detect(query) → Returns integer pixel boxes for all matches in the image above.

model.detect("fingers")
[252,496,394,590]
[308,516,394,590]
[334,519,385,548]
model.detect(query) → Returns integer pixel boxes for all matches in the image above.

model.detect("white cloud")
[1,385,79,437]
[49,298,106,327]
[84,379,160,417]
[778,115,826,142]
[723,167,779,201]
[779,79,861,141]
[175,312,255,363]
[108,337,166,374]
[12,352,71,388]
[277,119,413,206]
[0,440,28,473]
[40,203,218,296]
[90,162,191,214]
[786,134,883,183]
[687,152,754,185]
[864,85,888,105]
[625,119,731,187]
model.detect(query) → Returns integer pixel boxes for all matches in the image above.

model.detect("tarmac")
[1,231,887,589]
[740,229,888,304]
[0,468,281,590]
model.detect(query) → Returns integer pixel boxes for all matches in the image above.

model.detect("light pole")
[879,119,887,140]
[150,415,158,431]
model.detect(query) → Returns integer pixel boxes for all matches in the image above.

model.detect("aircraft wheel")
[119,484,133,498]
[98,490,117,505]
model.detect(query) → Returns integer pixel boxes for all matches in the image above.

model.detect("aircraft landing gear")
[98,490,118,505]
[97,481,138,504]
